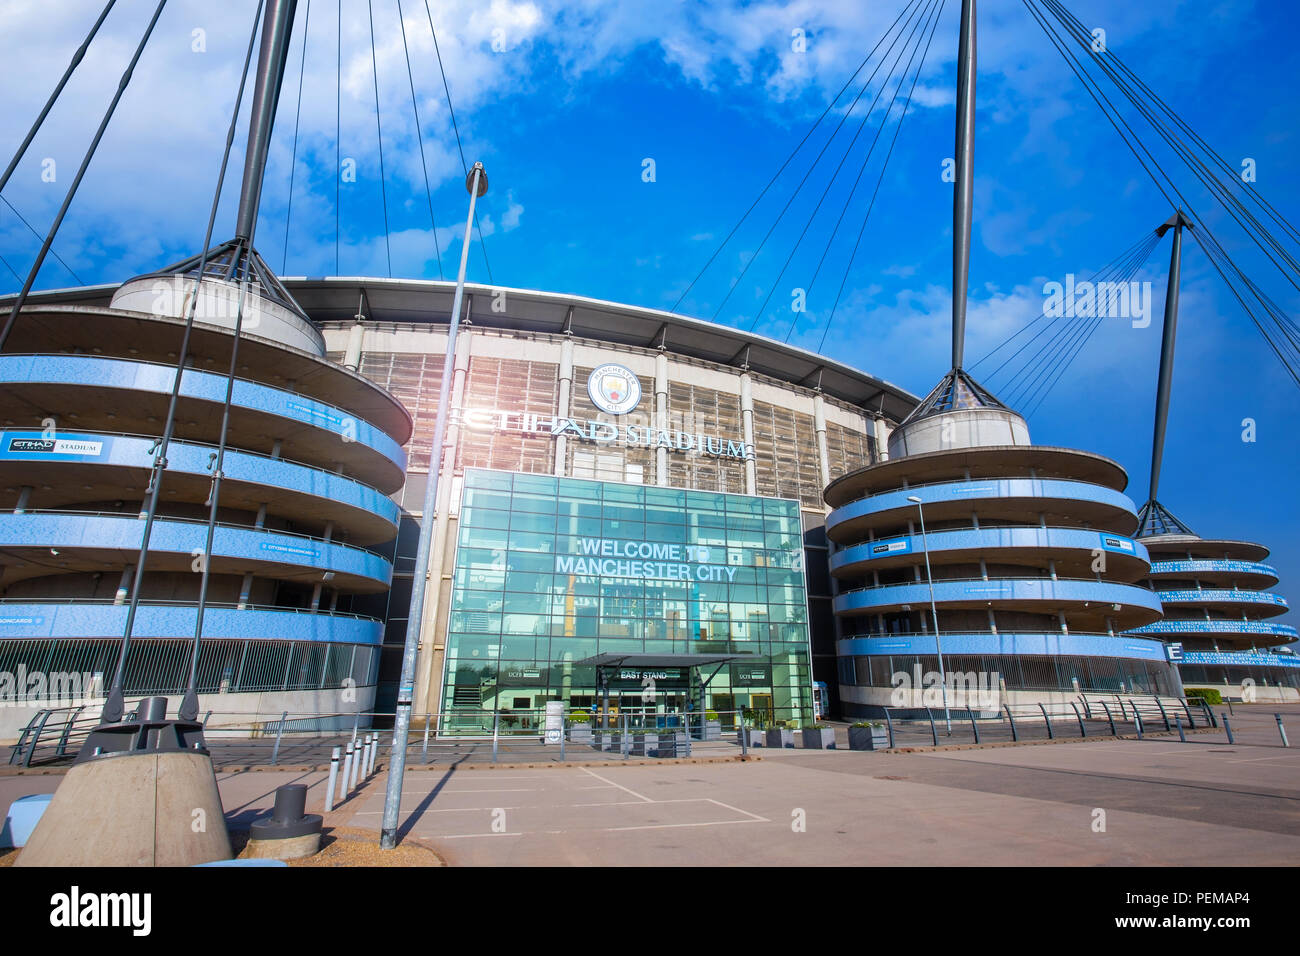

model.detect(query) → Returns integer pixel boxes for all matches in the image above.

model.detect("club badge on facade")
[587,363,641,416]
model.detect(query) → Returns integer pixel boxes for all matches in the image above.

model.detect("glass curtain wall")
[442,468,814,729]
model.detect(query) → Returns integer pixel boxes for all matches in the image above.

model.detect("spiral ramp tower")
[0,271,410,738]
[1124,504,1297,702]
[826,370,1179,717]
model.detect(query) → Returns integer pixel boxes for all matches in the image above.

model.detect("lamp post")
[908,495,950,733]
[380,161,487,850]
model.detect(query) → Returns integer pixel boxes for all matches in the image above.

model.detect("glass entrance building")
[444,468,813,725]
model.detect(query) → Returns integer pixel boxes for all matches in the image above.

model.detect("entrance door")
[750,694,774,726]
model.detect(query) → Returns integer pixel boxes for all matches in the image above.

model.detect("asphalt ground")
[4,704,1295,866]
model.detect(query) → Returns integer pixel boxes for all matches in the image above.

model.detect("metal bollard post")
[370,733,379,774]
[492,712,499,763]
[1134,711,1143,740]
[270,710,288,766]
[421,713,431,764]
[739,719,748,756]
[560,719,567,762]
[365,733,375,776]
[349,734,362,789]
[1222,713,1235,745]
[1275,714,1289,748]
[621,713,629,760]
[340,741,354,803]
[1175,717,1185,743]
[325,746,340,812]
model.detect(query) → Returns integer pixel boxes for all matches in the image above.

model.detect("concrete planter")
[848,726,889,751]
[801,728,836,750]
[567,724,592,744]
[655,731,687,757]
[765,728,795,749]
[703,720,722,741]
[630,733,654,756]
[740,728,765,748]
[592,732,621,752]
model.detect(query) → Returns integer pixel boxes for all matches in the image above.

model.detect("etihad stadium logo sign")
[587,364,641,415]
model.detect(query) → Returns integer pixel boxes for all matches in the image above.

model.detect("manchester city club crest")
[587,363,642,415]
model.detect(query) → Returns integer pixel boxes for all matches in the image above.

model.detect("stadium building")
[2,277,917,731]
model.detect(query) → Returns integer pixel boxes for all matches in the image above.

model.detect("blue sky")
[1,0,1298,615]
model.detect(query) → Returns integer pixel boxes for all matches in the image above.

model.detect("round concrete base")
[16,750,232,867]
[244,832,321,860]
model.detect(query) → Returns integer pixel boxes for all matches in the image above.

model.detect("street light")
[908,495,951,734]
[381,161,488,850]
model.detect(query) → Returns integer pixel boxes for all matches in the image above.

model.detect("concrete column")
[114,565,133,605]
[740,371,756,495]
[813,392,831,490]
[555,335,574,477]
[343,321,365,371]
[873,417,889,462]
[237,573,254,609]
[655,350,669,486]
[413,328,472,714]
[14,485,32,514]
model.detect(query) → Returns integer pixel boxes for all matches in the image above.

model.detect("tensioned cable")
[0,252,21,286]
[0,0,117,195]
[1025,0,1300,387]
[0,196,85,284]
[281,0,311,272]
[715,0,935,326]
[0,0,168,352]
[107,0,264,719]
[670,0,925,314]
[1017,235,1163,415]
[423,0,492,284]
[814,0,946,354]
[750,0,939,334]
[997,235,1159,406]
[334,0,341,274]
[980,231,1161,393]
[397,0,444,280]
[774,0,941,340]
[969,231,1158,374]
[1041,0,1300,288]
[366,0,393,277]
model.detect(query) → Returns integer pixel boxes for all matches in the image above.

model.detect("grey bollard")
[1222,713,1235,745]
[1174,717,1185,743]
[1276,714,1290,748]
[340,741,354,803]
[325,746,341,812]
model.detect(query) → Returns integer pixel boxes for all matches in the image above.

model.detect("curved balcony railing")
[0,511,392,589]
[0,600,384,643]
[831,526,1147,574]
[1154,588,1288,610]
[833,576,1164,616]
[1126,619,1299,640]
[835,630,1169,662]
[0,353,406,474]
[1147,559,1277,580]
[827,478,1137,535]
[0,430,400,531]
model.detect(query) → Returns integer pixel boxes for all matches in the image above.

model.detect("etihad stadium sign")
[452,407,755,462]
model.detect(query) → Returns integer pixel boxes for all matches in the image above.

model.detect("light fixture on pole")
[380,160,487,850]
[908,494,950,734]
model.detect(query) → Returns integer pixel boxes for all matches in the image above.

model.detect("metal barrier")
[877,696,1212,749]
